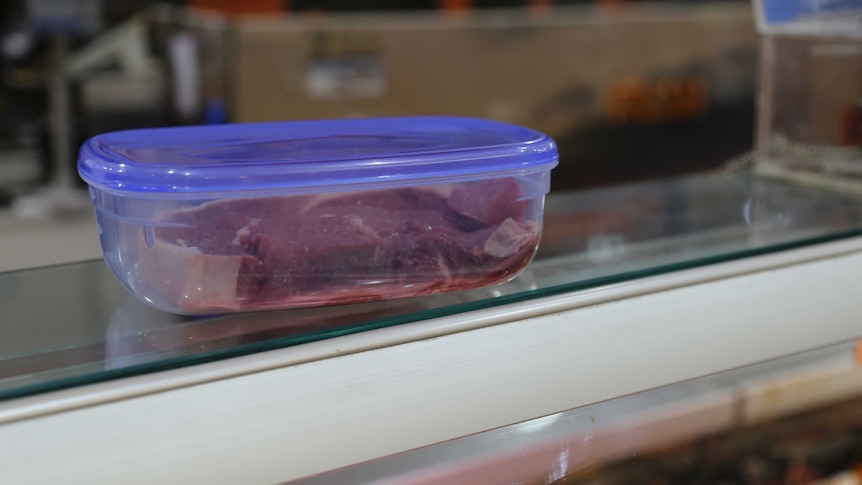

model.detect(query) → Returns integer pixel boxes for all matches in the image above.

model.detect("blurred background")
[0,0,759,269]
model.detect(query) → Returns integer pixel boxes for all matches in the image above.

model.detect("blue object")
[78,117,558,197]
[203,98,229,125]
[27,0,102,34]
[760,0,862,24]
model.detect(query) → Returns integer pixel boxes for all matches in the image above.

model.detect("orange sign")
[606,78,709,124]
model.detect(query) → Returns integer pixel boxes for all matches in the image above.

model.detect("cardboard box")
[224,3,759,188]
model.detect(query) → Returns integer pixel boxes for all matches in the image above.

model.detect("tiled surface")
[0,210,103,272]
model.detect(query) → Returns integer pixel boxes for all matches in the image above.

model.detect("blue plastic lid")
[78,116,558,198]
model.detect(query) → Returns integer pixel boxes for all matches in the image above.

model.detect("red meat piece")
[447,178,527,225]
[143,180,537,313]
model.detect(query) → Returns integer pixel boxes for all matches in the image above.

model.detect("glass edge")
[3,228,862,403]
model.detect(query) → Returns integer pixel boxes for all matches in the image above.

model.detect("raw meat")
[448,178,528,225]
[142,178,538,313]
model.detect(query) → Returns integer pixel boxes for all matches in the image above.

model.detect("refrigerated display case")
[3,166,862,484]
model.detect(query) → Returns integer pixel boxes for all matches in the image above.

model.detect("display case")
[3,166,862,484]
[751,0,862,193]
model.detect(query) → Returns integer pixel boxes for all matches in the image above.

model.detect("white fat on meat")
[232,218,262,247]
[484,218,533,259]
[347,216,381,240]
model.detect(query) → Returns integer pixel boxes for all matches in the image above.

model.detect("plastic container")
[78,116,558,314]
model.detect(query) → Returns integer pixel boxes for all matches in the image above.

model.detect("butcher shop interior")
[1,0,862,484]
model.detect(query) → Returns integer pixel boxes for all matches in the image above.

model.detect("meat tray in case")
[78,116,558,314]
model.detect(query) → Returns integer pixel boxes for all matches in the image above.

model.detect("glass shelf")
[3,168,862,402]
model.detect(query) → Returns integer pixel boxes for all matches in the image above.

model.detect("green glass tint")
[3,170,862,401]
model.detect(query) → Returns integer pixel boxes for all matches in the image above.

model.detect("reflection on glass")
[103,292,440,370]
[3,170,862,400]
